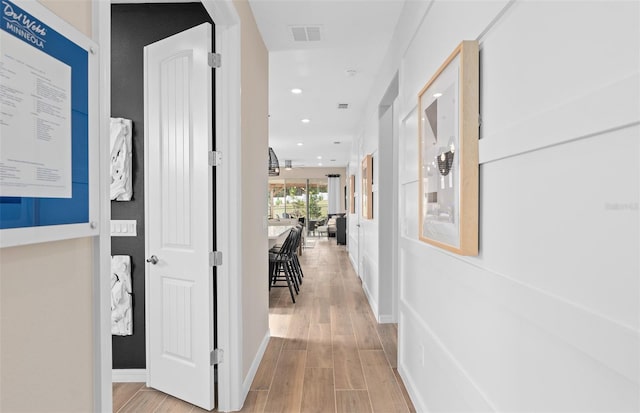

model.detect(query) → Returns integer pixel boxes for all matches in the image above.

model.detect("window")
[268,178,329,234]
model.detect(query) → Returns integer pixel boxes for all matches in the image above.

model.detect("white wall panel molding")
[399,0,509,116]
[480,128,638,327]
[399,182,418,240]
[400,248,638,409]
[475,0,518,44]
[398,106,418,189]
[480,74,640,165]
[398,305,497,412]
[400,236,470,267]
[367,0,638,409]
[476,266,639,384]
[400,234,639,381]
[396,313,429,413]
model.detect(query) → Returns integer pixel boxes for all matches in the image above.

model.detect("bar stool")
[269,228,299,303]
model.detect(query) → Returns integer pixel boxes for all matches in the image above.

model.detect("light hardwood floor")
[113,237,415,413]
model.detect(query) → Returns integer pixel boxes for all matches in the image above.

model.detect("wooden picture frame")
[349,174,356,213]
[418,40,479,255]
[361,155,373,219]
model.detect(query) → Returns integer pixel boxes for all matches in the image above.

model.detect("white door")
[144,23,215,411]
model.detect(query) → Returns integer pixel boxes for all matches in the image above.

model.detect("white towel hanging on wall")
[110,117,133,201]
[111,255,133,336]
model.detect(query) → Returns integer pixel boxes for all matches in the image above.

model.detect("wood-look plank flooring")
[113,237,415,413]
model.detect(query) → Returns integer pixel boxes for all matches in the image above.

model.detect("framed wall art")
[0,0,99,247]
[418,40,479,255]
[361,154,373,219]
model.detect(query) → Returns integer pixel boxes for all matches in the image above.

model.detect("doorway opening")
[99,1,243,411]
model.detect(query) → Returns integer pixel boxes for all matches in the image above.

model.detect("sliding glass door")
[268,178,329,236]
[307,179,328,236]
[268,179,286,219]
[268,179,308,220]
[284,180,307,220]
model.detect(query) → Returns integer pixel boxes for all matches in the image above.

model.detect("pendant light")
[268,147,280,176]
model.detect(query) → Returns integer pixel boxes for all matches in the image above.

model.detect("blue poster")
[0,0,89,229]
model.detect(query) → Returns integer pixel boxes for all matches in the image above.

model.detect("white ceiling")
[249,0,405,168]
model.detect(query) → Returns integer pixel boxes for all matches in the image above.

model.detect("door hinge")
[210,348,223,365]
[208,53,221,68]
[209,151,222,166]
[209,251,223,267]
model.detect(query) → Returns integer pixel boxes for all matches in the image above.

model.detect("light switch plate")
[110,220,137,237]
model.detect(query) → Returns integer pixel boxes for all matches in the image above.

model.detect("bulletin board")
[0,0,99,247]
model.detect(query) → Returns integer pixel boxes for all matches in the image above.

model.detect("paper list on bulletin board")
[0,29,72,198]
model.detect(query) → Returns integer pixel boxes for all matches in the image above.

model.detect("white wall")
[349,100,398,323]
[354,0,640,411]
[0,2,96,412]
[350,109,382,316]
[377,105,394,321]
[234,0,270,387]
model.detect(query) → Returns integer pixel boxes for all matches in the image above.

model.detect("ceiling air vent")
[290,25,322,42]
[337,103,349,109]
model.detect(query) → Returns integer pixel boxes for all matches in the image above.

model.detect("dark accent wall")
[111,3,214,369]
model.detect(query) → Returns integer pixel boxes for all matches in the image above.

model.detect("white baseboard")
[348,252,358,274]
[362,283,379,316]
[378,314,396,324]
[362,284,396,324]
[398,362,428,412]
[112,368,147,383]
[241,330,271,404]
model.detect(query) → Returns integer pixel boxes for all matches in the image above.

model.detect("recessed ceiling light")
[318,163,323,166]
[301,118,310,123]
[433,93,443,98]
[291,88,302,94]
[317,156,322,160]
[297,142,303,146]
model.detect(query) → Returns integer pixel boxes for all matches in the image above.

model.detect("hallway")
[245,237,414,412]
[113,238,415,412]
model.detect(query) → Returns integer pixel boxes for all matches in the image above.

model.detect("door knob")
[146,255,159,265]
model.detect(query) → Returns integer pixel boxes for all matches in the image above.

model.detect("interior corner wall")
[376,104,395,321]
[0,3,94,411]
[351,107,394,322]
[233,0,270,380]
[357,0,639,411]
[110,3,213,369]
[350,111,380,317]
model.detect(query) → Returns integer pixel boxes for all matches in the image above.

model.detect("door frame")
[94,2,242,411]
